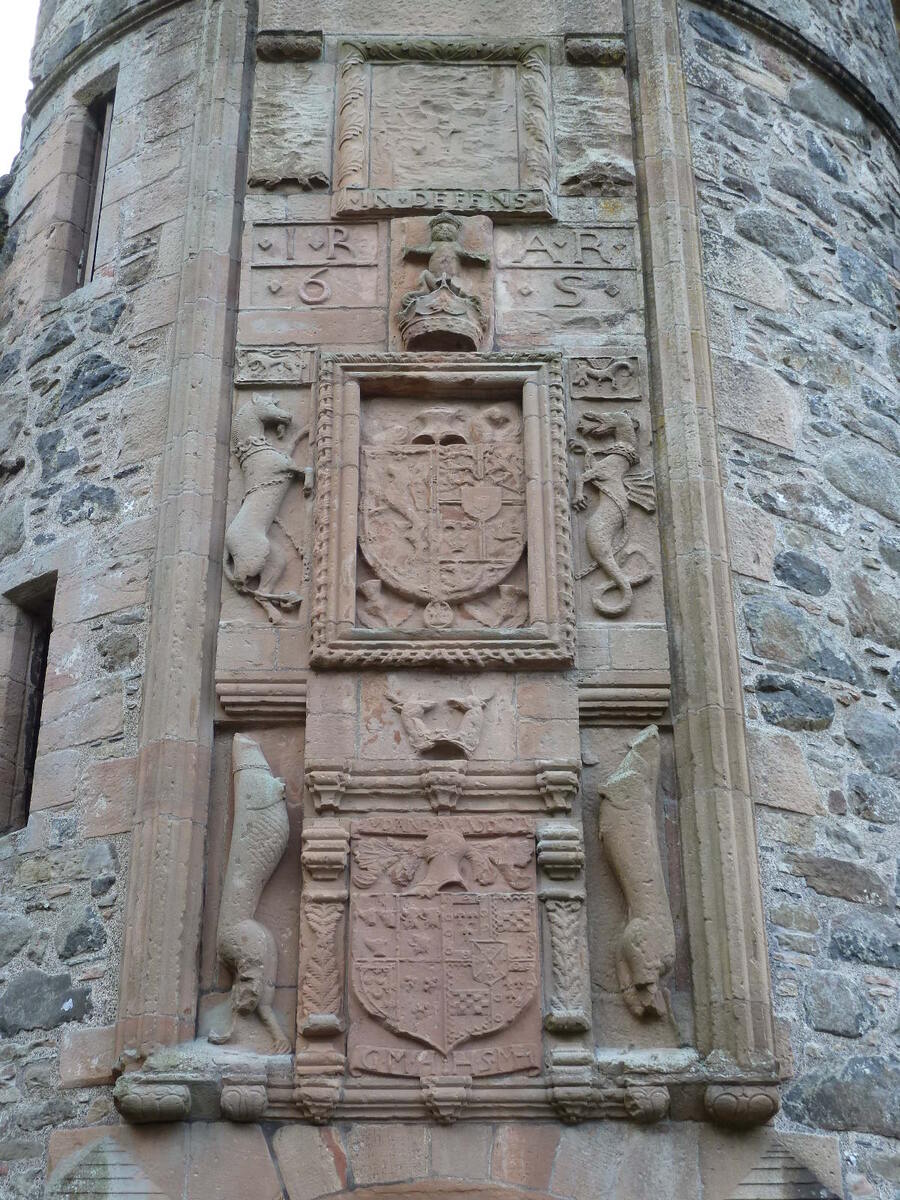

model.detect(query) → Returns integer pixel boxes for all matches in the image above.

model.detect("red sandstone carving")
[599,725,676,1019]
[571,410,656,617]
[398,212,490,350]
[209,735,292,1053]
[388,690,492,759]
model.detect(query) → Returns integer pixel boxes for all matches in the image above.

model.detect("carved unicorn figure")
[209,734,291,1053]
[224,394,308,622]
[599,725,676,1019]
[570,409,656,617]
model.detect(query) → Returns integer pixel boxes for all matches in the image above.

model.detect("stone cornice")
[694,0,900,157]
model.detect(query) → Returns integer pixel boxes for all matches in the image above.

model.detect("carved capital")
[536,821,585,879]
[295,1076,343,1123]
[421,1075,472,1123]
[535,765,579,813]
[705,1084,780,1128]
[301,821,350,880]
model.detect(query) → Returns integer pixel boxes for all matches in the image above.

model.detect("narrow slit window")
[76,90,115,290]
[0,575,56,836]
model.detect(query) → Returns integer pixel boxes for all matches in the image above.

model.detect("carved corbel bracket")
[624,1083,670,1123]
[305,764,349,813]
[294,1049,345,1123]
[535,764,580,813]
[537,823,591,1036]
[298,822,350,1039]
[220,1062,268,1122]
[421,1074,472,1124]
[423,765,467,812]
[705,1084,780,1128]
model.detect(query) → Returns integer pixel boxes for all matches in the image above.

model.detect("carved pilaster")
[547,1047,595,1123]
[297,822,349,1039]
[537,823,591,1036]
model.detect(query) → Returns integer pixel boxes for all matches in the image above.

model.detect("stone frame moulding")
[331,38,556,219]
[310,351,575,669]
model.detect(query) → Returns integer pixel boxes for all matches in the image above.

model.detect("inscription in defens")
[250,222,381,308]
[334,187,554,219]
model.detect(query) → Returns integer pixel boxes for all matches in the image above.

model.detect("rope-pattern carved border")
[333,39,555,201]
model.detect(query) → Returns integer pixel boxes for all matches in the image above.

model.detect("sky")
[1,2,41,175]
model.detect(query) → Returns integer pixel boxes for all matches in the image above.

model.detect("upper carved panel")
[310,352,574,668]
[332,39,555,219]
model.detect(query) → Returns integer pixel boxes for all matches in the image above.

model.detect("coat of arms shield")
[358,441,527,607]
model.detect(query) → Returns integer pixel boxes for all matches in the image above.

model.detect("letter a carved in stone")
[210,734,292,1053]
[598,725,676,1019]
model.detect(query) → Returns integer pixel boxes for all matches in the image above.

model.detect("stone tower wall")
[0,1,895,1198]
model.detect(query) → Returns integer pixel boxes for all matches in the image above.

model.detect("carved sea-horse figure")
[598,725,676,1019]
[209,734,292,1053]
[224,394,309,622]
[570,409,656,616]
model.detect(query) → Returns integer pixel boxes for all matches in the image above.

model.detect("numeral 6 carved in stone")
[299,267,332,305]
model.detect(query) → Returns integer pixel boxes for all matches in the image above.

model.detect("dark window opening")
[75,90,115,290]
[1,574,56,836]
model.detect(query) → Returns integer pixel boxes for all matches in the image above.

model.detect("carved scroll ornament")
[598,725,676,1019]
[209,734,291,1053]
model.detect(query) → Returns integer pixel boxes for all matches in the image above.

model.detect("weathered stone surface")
[712,355,797,448]
[0,909,33,967]
[747,729,820,814]
[0,349,20,387]
[846,573,900,650]
[845,707,900,778]
[726,497,775,580]
[97,628,140,670]
[58,354,131,417]
[830,911,900,968]
[750,479,851,535]
[847,772,900,823]
[58,482,120,525]
[789,78,869,140]
[0,498,25,560]
[272,1125,347,1200]
[0,971,91,1035]
[734,208,813,264]
[744,595,862,683]
[687,8,749,54]
[89,297,126,334]
[36,429,78,479]
[26,319,75,368]
[804,971,876,1037]
[15,1095,75,1131]
[788,853,890,906]
[837,245,896,320]
[783,1056,900,1138]
[823,444,900,523]
[770,165,837,225]
[879,533,900,574]
[773,550,830,597]
[756,674,834,731]
[55,906,107,960]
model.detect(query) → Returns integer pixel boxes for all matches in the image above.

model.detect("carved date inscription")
[250,222,382,309]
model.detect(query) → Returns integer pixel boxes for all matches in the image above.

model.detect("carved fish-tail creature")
[209,734,292,1053]
[224,395,307,622]
[598,725,676,1019]
[571,410,656,617]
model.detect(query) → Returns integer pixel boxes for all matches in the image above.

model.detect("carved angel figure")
[598,725,676,1019]
[209,734,292,1053]
[353,829,534,896]
[570,410,656,617]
